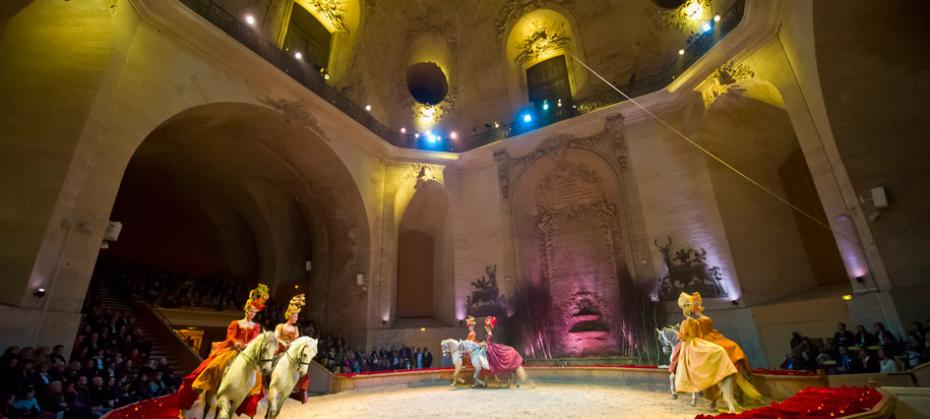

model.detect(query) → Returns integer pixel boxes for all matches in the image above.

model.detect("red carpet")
[104,394,180,419]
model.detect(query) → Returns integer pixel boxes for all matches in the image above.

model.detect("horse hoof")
[671,394,678,400]
[689,400,697,407]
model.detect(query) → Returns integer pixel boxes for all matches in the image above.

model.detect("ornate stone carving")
[652,236,726,301]
[259,97,326,139]
[700,60,755,107]
[648,0,712,31]
[514,22,573,65]
[301,0,350,33]
[493,114,625,198]
[466,265,509,317]
[496,0,576,41]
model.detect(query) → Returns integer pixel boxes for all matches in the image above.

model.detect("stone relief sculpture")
[496,0,577,41]
[514,22,573,65]
[699,60,755,107]
[653,236,726,300]
[465,265,509,317]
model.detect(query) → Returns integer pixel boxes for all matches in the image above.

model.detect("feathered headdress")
[244,283,270,313]
[485,316,497,329]
[285,294,306,319]
[690,292,704,312]
[465,315,476,327]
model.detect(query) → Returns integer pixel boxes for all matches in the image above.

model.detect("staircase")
[92,285,200,374]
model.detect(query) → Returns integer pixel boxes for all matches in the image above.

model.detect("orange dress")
[674,317,737,393]
[178,320,260,410]
[696,315,762,404]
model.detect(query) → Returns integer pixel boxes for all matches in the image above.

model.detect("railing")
[458,0,746,150]
[179,0,410,147]
[179,0,743,152]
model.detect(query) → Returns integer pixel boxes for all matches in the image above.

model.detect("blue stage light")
[522,113,533,123]
[542,100,550,111]
[702,22,712,32]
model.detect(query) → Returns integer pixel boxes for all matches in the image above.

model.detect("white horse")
[264,336,318,419]
[657,326,698,406]
[213,331,278,419]
[441,339,488,387]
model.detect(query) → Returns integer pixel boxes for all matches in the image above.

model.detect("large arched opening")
[97,103,371,336]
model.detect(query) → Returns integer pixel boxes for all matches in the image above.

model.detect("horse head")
[290,336,318,376]
[440,338,461,355]
[254,331,278,374]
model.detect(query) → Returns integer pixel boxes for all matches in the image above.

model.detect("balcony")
[179,0,745,152]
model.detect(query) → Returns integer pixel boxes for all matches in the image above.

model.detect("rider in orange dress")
[691,293,761,405]
[274,294,310,403]
[177,284,269,414]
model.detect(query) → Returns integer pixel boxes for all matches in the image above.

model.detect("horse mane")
[244,331,276,357]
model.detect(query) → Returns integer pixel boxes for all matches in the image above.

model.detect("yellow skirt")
[674,337,737,393]
[191,348,238,394]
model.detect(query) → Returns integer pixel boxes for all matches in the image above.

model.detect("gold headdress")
[244,283,270,313]
[465,315,476,327]
[677,292,695,316]
[285,294,306,319]
[690,292,704,312]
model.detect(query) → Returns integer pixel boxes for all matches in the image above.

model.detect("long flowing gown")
[177,320,262,413]
[485,330,523,376]
[697,315,762,403]
[674,317,736,394]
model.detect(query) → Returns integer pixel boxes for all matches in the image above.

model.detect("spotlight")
[419,327,427,332]
[323,73,330,80]
[702,22,712,32]
[425,131,437,143]
[841,294,854,301]
[293,51,303,60]
[854,276,866,284]
[414,133,420,138]
[364,104,372,112]
[400,127,406,134]
[244,14,256,26]
[449,131,458,140]
[542,100,550,111]
[493,121,500,129]
[33,287,47,298]
[557,98,563,107]
[522,113,533,123]
[678,49,685,56]
[714,14,721,22]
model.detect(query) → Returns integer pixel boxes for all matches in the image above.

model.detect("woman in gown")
[274,294,310,403]
[690,292,762,405]
[673,292,737,399]
[483,316,524,377]
[177,284,269,415]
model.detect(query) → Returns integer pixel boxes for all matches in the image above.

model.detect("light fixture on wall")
[364,104,372,112]
[33,287,47,298]
[714,15,721,22]
[294,51,303,60]
[678,49,685,56]
[244,14,256,26]
[841,294,853,301]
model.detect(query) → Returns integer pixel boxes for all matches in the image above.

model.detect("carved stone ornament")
[514,21,573,65]
[652,236,727,301]
[648,0,713,32]
[300,0,350,33]
[700,60,755,107]
[493,114,626,198]
[258,97,326,139]
[496,0,576,41]
[465,265,509,317]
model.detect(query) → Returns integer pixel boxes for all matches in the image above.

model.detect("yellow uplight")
[841,294,853,301]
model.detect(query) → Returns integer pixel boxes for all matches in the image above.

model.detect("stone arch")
[502,7,589,114]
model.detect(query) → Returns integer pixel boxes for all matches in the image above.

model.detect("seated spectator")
[877,348,899,373]
[833,346,854,374]
[779,353,796,370]
[40,380,68,417]
[797,350,819,371]
[854,324,876,347]
[873,322,898,353]
[853,348,879,373]
[2,393,15,419]
[833,323,855,348]
[789,331,807,351]
[13,386,42,418]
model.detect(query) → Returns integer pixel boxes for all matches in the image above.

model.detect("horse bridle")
[240,335,276,369]
[285,345,312,372]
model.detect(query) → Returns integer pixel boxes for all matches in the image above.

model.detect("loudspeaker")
[104,221,122,241]
[871,187,888,208]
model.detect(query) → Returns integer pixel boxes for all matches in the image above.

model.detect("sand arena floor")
[262,383,718,418]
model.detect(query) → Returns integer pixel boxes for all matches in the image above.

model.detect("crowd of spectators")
[0,289,178,418]
[780,319,930,375]
[101,262,249,312]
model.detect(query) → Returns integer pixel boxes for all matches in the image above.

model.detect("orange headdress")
[690,292,704,312]
[244,283,269,313]
[465,316,476,327]
[285,294,306,319]
[485,316,497,329]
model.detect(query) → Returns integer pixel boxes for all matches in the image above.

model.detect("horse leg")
[472,366,485,387]
[451,362,460,386]
[669,373,677,399]
[690,392,697,407]
[719,376,736,413]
